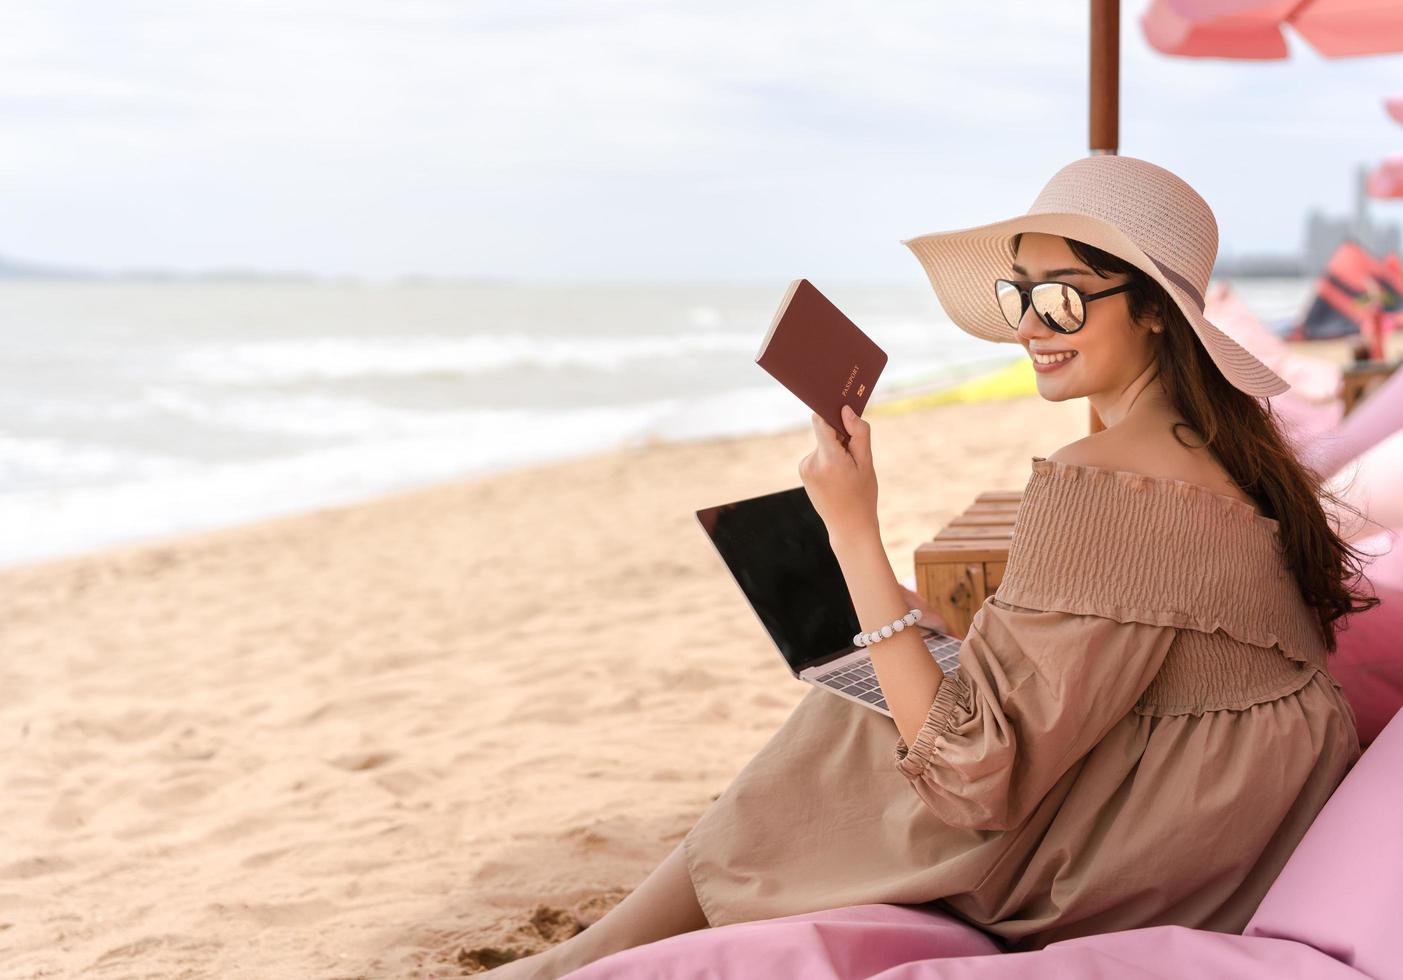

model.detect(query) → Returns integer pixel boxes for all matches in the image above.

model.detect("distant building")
[1211,251,1307,278]
[1303,163,1401,273]
[1213,163,1402,279]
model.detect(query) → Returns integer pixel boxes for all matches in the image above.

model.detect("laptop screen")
[696,486,861,674]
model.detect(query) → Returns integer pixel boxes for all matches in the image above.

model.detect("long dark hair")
[1012,232,1381,653]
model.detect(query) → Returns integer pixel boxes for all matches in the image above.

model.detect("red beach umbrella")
[1370,99,1403,201]
[1366,154,1403,199]
[1141,0,1403,59]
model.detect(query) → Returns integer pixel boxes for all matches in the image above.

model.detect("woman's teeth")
[1032,351,1078,364]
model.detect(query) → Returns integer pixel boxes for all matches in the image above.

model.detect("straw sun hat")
[900,154,1289,397]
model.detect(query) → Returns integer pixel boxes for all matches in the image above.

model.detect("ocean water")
[0,276,1313,570]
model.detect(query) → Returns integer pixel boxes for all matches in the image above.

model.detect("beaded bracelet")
[853,608,922,648]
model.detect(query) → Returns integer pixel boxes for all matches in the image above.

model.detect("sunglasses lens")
[1031,282,1084,333]
[995,280,1024,330]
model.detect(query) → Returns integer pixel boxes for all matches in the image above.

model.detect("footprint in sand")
[455,905,579,972]
[0,854,75,879]
[655,666,727,690]
[325,749,396,771]
[694,696,733,721]
[454,893,628,973]
[751,690,792,709]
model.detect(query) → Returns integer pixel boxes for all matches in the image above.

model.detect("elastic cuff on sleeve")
[894,671,969,777]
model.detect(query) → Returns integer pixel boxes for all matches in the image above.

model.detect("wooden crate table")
[913,490,1023,640]
[1340,359,1398,417]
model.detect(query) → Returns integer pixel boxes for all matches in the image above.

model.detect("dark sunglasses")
[994,278,1133,334]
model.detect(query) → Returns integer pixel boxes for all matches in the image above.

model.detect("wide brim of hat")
[901,211,1290,398]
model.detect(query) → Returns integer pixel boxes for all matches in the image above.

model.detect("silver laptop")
[696,485,962,717]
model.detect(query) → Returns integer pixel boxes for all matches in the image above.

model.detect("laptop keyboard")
[813,633,963,710]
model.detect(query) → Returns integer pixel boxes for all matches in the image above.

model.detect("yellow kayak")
[868,357,1037,416]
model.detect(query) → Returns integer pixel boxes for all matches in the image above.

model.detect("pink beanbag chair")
[562,712,1403,979]
[1327,527,1403,747]
[1244,705,1403,980]
[563,902,1364,979]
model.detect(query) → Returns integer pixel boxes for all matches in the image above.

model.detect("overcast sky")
[4,1,1403,282]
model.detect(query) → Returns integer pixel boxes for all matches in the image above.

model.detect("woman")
[486,155,1378,979]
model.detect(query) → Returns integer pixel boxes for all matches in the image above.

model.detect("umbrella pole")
[1090,0,1119,155]
[1087,0,1119,434]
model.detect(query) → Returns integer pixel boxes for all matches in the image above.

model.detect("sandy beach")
[0,337,1373,978]
[9,1,1403,974]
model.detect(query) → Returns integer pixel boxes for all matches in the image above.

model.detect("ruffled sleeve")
[894,597,1177,831]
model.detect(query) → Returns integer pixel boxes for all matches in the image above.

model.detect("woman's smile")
[1031,349,1079,372]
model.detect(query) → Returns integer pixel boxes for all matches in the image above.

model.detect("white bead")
[880,624,893,638]
[893,620,905,632]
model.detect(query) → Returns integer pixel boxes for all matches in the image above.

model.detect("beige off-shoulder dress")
[682,455,1362,953]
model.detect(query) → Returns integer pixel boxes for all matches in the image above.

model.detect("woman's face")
[1009,233,1160,404]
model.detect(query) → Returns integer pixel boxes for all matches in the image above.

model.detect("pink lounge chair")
[1304,365,1403,544]
[1302,363,1403,480]
[1322,429,1403,540]
[1272,388,1347,457]
[564,704,1403,979]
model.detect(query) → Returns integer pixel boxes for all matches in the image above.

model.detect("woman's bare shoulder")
[1048,427,1253,506]
[1047,424,1156,471]
[1047,429,1130,469]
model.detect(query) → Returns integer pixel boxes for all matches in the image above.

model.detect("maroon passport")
[755,279,887,448]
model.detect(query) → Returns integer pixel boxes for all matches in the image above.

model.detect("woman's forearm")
[828,529,945,746]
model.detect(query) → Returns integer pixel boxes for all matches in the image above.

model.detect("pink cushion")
[562,903,1002,979]
[564,902,1370,978]
[1328,528,1403,747]
[1244,705,1403,979]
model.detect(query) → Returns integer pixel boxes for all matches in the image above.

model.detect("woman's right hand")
[897,583,953,636]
